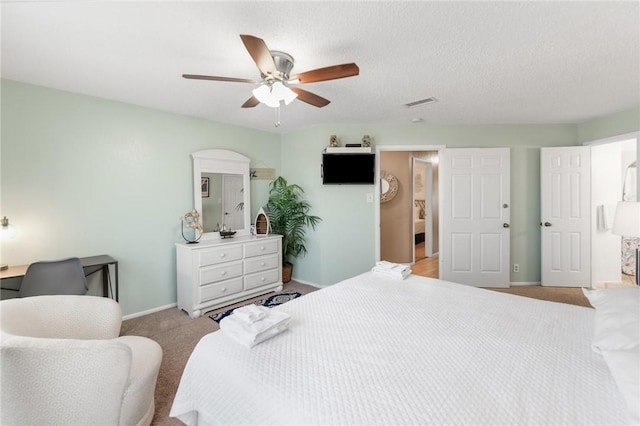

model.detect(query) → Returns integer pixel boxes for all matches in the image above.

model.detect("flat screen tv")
[322,153,375,185]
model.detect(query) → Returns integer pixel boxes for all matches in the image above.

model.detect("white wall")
[591,142,625,284]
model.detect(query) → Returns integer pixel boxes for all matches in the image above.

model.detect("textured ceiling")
[2,1,639,133]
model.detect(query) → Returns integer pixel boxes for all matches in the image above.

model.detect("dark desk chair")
[18,257,88,298]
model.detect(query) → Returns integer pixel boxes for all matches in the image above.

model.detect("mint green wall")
[0,80,280,315]
[2,79,638,314]
[281,124,578,286]
[577,106,640,143]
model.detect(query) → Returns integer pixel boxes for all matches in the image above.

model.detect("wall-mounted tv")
[322,153,375,185]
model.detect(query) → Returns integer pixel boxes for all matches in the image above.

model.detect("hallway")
[412,242,438,278]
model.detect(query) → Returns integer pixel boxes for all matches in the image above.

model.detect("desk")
[0,255,119,301]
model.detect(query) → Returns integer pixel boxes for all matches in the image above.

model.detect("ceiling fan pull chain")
[275,106,281,128]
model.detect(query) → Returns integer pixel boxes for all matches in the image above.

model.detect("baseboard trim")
[123,302,177,321]
[510,281,541,287]
[293,277,542,289]
[290,277,324,288]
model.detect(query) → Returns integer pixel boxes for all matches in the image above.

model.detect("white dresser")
[176,235,283,318]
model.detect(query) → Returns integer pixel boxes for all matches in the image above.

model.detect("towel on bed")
[372,260,411,280]
[233,304,267,323]
[220,306,291,348]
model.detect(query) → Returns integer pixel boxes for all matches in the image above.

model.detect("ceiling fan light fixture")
[276,82,298,105]
[184,35,357,110]
[252,81,297,108]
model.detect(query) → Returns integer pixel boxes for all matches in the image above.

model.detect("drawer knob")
[261,277,265,281]
[221,271,227,276]
[260,246,265,251]
[221,287,226,292]
[260,262,266,266]
[220,253,226,258]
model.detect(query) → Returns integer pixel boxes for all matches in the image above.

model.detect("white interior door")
[440,148,511,287]
[222,174,244,230]
[541,147,591,287]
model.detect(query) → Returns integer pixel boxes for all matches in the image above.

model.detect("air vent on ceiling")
[405,97,438,108]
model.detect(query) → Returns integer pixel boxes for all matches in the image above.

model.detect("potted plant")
[265,176,321,283]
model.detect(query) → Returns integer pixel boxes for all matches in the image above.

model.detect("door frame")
[412,158,434,262]
[375,145,445,265]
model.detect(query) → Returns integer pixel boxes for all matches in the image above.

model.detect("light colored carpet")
[121,280,590,426]
[120,281,318,426]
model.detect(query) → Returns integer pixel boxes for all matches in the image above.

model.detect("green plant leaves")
[265,176,321,263]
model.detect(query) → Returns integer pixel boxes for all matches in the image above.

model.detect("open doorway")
[376,146,442,278]
[589,135,638,287]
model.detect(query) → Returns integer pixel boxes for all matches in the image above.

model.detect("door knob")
[544,222,552,227]
[503,223,510,228]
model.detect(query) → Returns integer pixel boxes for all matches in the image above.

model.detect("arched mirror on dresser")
[178,149,283,318]
[192,149,252,239]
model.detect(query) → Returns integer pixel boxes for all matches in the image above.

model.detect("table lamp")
[611,201,640,285]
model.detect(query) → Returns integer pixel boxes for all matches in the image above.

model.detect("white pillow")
[601,348,640,424]
[583,287,640,423]
[582,287,639,352]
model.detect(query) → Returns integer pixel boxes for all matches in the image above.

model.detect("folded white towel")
[375,260,406,271]
[222,322,288,348]
[220,309,291,348]
[372,268,412,281]
[372,261,412,280]
[233,304,268,323]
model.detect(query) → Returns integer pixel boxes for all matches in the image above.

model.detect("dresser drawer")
[244,239,279,258]
[198,245,243,266]
[244,254,279,274]
[199,261,243,285]
[245,268,280,290]
[200,278,243,303]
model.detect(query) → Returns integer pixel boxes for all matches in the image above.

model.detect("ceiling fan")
[182,34,359,109]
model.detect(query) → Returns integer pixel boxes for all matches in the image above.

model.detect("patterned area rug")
[209,291,302,323]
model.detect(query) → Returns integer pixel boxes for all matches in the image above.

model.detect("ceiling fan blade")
[240,34,277,76]
[182,74,258,83]
[289,63,359,84]
[290,87,330,108]
[241,96,260,108]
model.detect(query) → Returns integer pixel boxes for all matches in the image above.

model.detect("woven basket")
[282,262,293,283]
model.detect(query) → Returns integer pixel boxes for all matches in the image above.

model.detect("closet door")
[440,148,510,287]
[540,146,591,287]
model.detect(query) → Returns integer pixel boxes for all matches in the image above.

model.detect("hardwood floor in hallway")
[412,242,438,278]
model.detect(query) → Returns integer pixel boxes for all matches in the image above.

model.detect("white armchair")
[1,295,162,426]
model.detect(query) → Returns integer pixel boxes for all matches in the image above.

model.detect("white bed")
[170,272,632,425]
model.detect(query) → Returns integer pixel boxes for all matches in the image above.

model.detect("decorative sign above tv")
[322,153,375,185]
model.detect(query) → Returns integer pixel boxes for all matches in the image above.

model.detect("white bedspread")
[171,273,630,425]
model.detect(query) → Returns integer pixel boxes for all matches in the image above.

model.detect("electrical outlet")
[513,264,520,273]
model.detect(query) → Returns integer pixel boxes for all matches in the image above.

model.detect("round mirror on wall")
[380,170,398,203]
